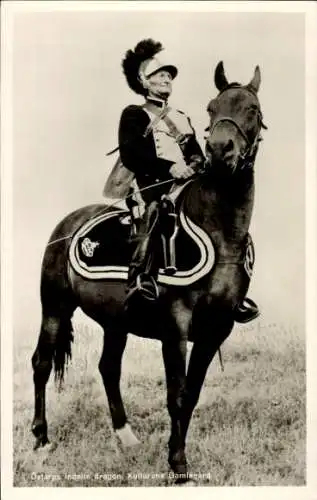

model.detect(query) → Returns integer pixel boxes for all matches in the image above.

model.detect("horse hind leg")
[98,328,140,447]
[31,310,74,450]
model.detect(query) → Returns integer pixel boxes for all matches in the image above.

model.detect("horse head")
[205,61,267,175]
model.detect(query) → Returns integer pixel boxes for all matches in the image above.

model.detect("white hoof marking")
[115,424,140,447]
[35,442,54,455]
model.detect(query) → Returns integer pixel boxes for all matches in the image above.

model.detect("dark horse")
[31,62,266,482]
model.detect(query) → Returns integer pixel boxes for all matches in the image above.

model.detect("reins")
[46,177,178,246]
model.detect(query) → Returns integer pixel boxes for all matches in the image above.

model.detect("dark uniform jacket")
[118,98,205,202]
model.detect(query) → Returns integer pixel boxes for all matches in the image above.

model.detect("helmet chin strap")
[148,90,169,101]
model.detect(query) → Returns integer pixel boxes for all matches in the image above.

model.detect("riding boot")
[160,195,179,275]
[234,233,260,323]
[125,201,160,303]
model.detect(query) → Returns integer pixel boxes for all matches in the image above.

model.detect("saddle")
[68,203,259,322]
[68,199,216,286]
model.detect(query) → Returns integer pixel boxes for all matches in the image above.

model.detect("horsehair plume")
[122,38,164,95]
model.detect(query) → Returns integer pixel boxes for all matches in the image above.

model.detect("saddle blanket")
[69,209,215,287]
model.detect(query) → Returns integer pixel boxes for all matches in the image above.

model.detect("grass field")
[13,316,305,487]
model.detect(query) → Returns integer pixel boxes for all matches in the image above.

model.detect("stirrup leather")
[126,273,159,303]
[136,273,159,301]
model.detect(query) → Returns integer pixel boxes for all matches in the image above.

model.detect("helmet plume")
[122,39,164,95]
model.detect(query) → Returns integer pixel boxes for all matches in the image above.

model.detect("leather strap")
[106,103,171,156]
[163,115,188,146]
[143,102,186,145]
[143,103,171,138]
[106,103,188,157]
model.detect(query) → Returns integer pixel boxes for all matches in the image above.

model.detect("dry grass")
[13,318,305,487]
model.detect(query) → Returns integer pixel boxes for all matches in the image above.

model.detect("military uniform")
[118,97,205,203]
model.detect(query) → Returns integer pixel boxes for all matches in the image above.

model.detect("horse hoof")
[169,451,187,478]
[115,423,140,447]
[33,435,50,451]
[33,440,54,454]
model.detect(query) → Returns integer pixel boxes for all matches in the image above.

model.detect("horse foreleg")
[162,334,188,478]
[182,312,234,440]
[31,316,61,450]
[99,329,139,447]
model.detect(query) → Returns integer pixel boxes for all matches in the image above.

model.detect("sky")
[9,4,307,334]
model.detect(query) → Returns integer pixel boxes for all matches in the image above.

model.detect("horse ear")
[214,61,229,91]
[247,65,261,93]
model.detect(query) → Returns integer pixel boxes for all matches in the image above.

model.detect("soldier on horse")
[105,38,259,322]
[31,51,267,479]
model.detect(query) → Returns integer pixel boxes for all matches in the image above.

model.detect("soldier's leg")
[159,195,179,275]
[126,200,160,302]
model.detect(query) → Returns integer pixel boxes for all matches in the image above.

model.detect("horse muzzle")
[205,138,245,174]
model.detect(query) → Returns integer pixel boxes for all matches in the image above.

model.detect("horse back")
[47,204,114,246]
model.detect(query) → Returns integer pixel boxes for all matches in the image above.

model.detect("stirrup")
[234,297,260,324]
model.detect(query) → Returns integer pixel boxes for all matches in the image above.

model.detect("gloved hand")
[169,161,195,179]
[188,154,207,175]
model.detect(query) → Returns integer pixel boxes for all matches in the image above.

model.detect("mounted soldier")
[32,57,267,477]
[104,38,259,321]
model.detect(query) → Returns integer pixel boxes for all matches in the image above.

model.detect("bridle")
[205,86,266,170]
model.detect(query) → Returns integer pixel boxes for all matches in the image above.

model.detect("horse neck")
[183,170,255,248]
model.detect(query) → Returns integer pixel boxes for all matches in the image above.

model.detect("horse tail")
[53,316,74,385]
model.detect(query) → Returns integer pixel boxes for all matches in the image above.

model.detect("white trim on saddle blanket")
[68,209,215,286]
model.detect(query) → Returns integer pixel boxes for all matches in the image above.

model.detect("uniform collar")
[145,96,168,109]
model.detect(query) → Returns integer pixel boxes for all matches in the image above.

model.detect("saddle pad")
[69,209,215,286]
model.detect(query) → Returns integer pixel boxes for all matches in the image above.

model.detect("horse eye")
[247,107,258,119]
[249,104,259,114]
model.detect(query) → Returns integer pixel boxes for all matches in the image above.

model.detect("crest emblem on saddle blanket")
[81,237,100,258]
[69,210,254,287]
